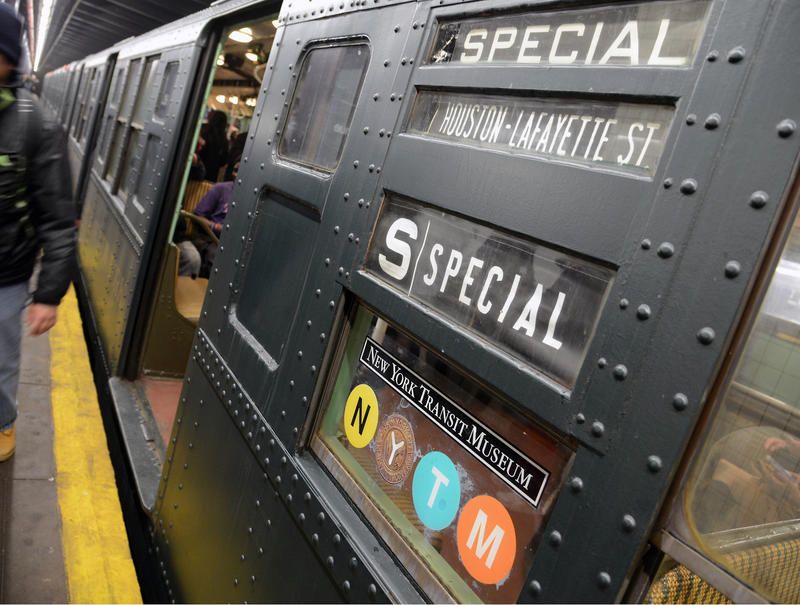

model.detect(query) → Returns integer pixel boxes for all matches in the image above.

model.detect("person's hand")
[26,303,58,336]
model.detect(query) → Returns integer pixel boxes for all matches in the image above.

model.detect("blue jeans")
[0,283,28,430]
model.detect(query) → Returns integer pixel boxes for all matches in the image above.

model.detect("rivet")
[622,514,636,532]
[673,393,689,411]
[597,358,607,369]
[312,533,319,544]
[549,530,562,547]
[685,114,696,125]
[349,556,358,569]
[528,580,542,595]
[749,191,769,209]
[663,178,673,189]
[368,584,378,597]
[657,242,675,258]
[636,304,651,320]
[576,413,586,424]
[353,160,359,168]
[704,113,721,129]
[613,364,628,380]
[342,580,351,593]
[619,298,629,309]
[647,455,663,472]
[597,572,611,589]
[680,178,698,195]
[724,260,741,278]
[333,533,341,545]
[570,477,583,493]
[707,50,719,61]
[343,193,350,201]
[318,512,326,522]
[727,46,745,63]
[697,327,715,345]
[591,421,605,437]
[777,119,796,138]
[327,556,335,568]
[383,60,390,67]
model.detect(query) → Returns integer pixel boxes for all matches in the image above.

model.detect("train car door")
[154,0,800,602]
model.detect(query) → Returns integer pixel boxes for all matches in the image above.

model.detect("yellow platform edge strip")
[49,286,143,604]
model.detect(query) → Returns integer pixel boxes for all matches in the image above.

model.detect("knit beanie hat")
[0,4,22,67]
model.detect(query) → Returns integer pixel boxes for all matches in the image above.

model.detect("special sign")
[429,0,710,67]
[407,91,674,176]
[365,197,614,387]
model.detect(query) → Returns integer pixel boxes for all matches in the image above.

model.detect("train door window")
[278,43,369,171]
[104,59,140,188]
[76,68,97,145]
[119,56,159,201]
[312,304,573,603]
[663,211,800,602]
[155,61,178,120]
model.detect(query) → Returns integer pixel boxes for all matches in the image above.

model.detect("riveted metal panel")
[154,0,800,603]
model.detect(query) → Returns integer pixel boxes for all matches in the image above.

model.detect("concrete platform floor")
[0,326,69,603]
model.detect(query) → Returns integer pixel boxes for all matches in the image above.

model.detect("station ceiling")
[33,0,212,74]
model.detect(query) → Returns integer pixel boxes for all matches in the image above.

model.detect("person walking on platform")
[0,5,76,461]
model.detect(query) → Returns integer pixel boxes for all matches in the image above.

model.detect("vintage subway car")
[43,0,800,602]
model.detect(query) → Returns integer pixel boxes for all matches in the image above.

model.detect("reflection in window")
[279,44,369,171]
[313,306,573,603]
[682,214,800,602]
[155,61,178,119]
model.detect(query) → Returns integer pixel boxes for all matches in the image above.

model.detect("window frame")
[276,39,371,175]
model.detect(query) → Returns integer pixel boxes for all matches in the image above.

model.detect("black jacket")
[0,86,76,305]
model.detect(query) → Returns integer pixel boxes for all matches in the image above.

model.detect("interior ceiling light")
[246,98,257,107]
[216,54,225,66]
[245,51,259,63]
[229,27,253,43]
[215,94,226,103]
[271,20,280,28]
[229,96,239,105]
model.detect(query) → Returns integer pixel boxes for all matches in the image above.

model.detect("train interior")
[137,16,277,447]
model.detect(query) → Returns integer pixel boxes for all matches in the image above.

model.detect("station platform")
[0,287,141,603]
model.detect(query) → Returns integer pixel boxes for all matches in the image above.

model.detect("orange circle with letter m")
[456,495,517,585]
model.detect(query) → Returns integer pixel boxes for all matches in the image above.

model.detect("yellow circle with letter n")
[343,384,379,448]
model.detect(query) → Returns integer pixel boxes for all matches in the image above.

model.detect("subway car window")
[313,305,574,603]
[155,61,178,120]
[105,60,141,187]
[679,213,800,602]
[119,56,160,201]
[278,44,370,171]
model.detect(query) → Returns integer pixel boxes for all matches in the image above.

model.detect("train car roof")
[112,0,266,60]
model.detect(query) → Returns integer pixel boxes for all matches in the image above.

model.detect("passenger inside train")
[137,17,276,447]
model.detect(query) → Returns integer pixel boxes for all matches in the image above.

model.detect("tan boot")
[0,426,15,461]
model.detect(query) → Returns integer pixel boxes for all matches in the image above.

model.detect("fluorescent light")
[245,52,259,63]
[229,96,239,105]
[215,94,226,103]
[228,27,253,43]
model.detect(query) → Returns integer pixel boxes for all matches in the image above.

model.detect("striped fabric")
[646,538,800,603]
